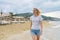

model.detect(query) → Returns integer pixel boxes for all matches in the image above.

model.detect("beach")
[0,21,60,40]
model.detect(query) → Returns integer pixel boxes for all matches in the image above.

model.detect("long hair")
[33,8,40,16]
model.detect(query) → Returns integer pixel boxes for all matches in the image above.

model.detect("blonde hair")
[34,8,40,16]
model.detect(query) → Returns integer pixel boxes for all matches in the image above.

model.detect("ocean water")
[43,21,60,40]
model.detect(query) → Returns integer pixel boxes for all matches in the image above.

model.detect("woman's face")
[33,8,38,16]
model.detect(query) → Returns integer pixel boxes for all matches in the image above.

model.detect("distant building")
[0,12,12,24]
[0,11,31,24]
[13,16,25,21]
[0,12,11,21]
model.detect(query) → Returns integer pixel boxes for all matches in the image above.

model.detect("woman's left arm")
[40,21,43,35]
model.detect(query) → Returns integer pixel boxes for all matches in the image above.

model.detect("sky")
[0,0,60,13]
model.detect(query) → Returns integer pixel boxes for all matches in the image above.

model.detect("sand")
[0,21,50,40]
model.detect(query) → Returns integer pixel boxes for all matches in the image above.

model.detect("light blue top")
[30,15,43,30]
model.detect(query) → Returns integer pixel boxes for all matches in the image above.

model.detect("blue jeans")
[30,29,40,36]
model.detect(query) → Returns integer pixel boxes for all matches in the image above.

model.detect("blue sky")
[0,0,60,13]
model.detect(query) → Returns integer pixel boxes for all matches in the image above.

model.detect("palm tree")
[9,12,13,23]
[0,9,2,19]
[1,9,2,16]
[0,9,3,24]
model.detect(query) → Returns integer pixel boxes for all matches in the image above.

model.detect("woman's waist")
[31,26,40,29]
[32,25,40,27]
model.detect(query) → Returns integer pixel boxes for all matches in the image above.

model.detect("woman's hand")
[30,20,32,30]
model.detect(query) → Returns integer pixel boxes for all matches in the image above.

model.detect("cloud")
[0,0,33,12]
[42,1,60,7]
[0,0,60,13]
[39,0,60,12]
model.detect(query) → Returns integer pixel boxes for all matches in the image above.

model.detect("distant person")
[30,8,43,40]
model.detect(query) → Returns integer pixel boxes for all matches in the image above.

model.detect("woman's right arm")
[30,20,32,30]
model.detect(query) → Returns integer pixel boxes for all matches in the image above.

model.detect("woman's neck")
[34,15,39,17]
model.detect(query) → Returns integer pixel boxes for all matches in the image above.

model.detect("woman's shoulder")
[39,15,43,20]
[30,15,34,20]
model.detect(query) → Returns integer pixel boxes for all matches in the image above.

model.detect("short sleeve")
[39,16,43,21]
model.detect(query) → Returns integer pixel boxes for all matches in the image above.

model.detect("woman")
[30,8,43,40]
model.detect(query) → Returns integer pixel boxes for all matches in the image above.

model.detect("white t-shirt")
[30,15,43,30]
